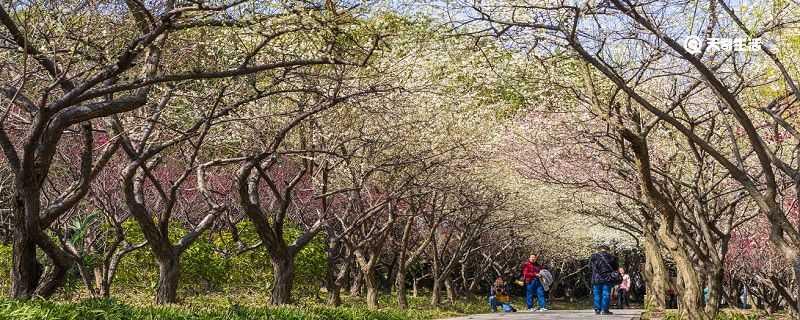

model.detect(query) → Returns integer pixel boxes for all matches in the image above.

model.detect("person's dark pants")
[593,283,612,313]
[617,288,629,308]
[525,278,546,309]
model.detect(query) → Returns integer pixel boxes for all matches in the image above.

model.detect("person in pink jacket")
[617,267,631,309]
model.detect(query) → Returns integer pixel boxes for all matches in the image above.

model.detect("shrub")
[113,221,327,299]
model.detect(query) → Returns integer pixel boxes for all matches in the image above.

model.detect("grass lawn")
[0,292,605,320]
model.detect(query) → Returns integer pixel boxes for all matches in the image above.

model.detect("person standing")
[617,267,631,309]
[591,245,619,315]
[520,254,547,311]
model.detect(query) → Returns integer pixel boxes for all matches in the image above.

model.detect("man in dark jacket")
[591,245,619,315]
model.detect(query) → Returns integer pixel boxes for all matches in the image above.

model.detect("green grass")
[0,293,603,320]
[0,298,446,320]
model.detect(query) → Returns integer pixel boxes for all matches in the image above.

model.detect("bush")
[113,221,326,298]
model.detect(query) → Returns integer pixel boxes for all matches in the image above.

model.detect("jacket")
[521,261,541,284]
[590,251,619,284]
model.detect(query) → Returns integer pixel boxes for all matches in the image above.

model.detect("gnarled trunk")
[704,267,724,317]
[643,230,668,310]
[431,279,442,306]
[350,270,363,297]
[270,253,295,305]
[396,270,408,309]
[11,195,40,299]
[363,268,379,309]
[324,239,341,306]
[659,225,710,320]
[324,260,340,306]
[34,263,70,298]
[155,255,180,304]
[11,229,39,298]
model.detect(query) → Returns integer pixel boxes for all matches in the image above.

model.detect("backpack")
[539,269,554,291]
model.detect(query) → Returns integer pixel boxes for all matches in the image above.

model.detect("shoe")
[595,310,601,315]
[527,308,534,312]
[602,311,614,315]
[538,308,548,312]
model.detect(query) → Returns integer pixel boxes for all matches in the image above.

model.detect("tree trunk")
[270,253,295,305]
[11,230,39,298]
[396,269,409,309]
[10,196,41,299]
[386,256,398,294]
[155,255,180,304]
[659,226,710,320]
[431,279,442,306]
[350,269,363,297]
[794,259,800,319]
[643,230,668,310]
[94,266,109,298]
[413,276,418,297]
[325,261,340,306]
[364,268,379,309]
[445,278,456,303]
[34,263,70,298]
[704,267,724,317]
[324,240,341,306]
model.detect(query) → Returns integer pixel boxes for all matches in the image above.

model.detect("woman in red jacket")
[520,254,547,311]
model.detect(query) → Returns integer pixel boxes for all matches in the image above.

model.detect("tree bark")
[155,255,180,304]
[643,230,668,310]
[794,259,800,318]
[658,225,709,320]
[412,276,419,297]
[324,241,341,306]
[364,267,379,310]
[445,277,456,303]
[350,269,363,297]
[431,279,442,306]
[270,253,295,305]
[11,195,41,299]
[704,267,724,317]
[396,269,409,309]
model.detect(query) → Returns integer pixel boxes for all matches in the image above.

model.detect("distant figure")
[666,287,678,309]
[739,284,749,309]
[591,245,619,315]
[617,267,631,309]
[520,254,548,311]
[489,277,516,312]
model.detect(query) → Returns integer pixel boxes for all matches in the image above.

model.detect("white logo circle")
[682,35,703,54]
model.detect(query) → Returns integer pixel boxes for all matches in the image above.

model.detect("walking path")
[443,309,644,320]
